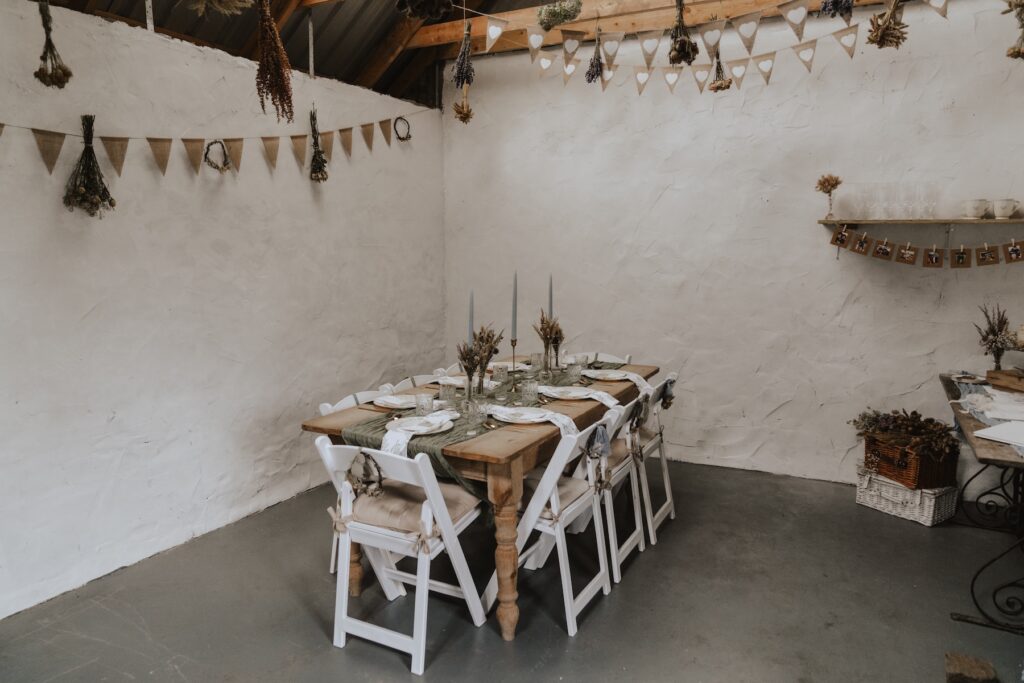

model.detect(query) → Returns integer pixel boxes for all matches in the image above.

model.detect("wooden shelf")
[819,218,1024,226]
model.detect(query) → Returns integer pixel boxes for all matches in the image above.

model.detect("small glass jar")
[521,379,539,404]
[415,393,434,416]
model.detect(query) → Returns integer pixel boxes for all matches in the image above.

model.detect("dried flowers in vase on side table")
[816,174,843,219]
[974,304,1017,371]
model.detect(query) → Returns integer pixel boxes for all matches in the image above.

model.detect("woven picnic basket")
[855,466,957,527]
[863,434,958,490]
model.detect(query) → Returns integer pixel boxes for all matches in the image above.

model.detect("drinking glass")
[567,361,583,383]
[463,399,485,436]
[439,383,457,405]
[529,353,544,370]
[415,393,434,417]
[521,380,539,404]
[492,365,509,384]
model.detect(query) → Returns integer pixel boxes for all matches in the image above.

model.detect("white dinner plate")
[385,416,455,435]
[490,406,551,424]
[540,386,592,400]
[373,394,419,409]
[582,369,628,381]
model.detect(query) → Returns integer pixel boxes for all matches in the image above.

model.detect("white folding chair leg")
[629,462,647,555]
[329,533,339,574]
[554,527,578,637]
[334,532,352,648]
[524,535,556,570]
[410,551,431,676]
[591,494,612,597]
[660,438,676,520]
[363,546,406,601]
[602,487,623,584]
[637,457,659,546]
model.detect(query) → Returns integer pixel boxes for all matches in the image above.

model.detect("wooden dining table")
[301,362,660,641]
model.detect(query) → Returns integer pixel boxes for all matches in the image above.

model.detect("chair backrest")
[314,436,459,530]
[569,351,632,365]
[377,383,397,394]
[519,407,623,540]
[392,378,415,391]
[444,363,462,376]
[411,374,440,387]
[320,394,358,416]
[649,371,678,425]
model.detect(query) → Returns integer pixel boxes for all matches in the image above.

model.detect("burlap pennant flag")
[319,131,334,162]
[379,119,392,147]
[638,30,664,68]
[727,58,750,89]
[339,128,353,158]
[485,17,508,52]
[537,52,556,74]
[599,65,617,91]
[833,24,859,58]
[753,52,776,84]
[779,0,810,41]
[360,123,374,152]
[600,31,625,67]
[698,20,727,59]
[561,30,585,64]
[793,39,817,73]
[224,138,244,171]
[527,25,545,62]
[147,137,172,176]
[662,66,684,93]
[562,57,580,85]
[181,138,204,175]
[691,63,712,93]
[32,129,65,175]
[633,66,654,95]
[261,136,279,169]
[924,0,948,17]
[731,11,762,55]
[100,137,129,176]
[290,135,307,167]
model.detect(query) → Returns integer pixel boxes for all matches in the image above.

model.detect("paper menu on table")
[975,421,1024,448]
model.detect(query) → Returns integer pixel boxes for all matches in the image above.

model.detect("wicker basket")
[863,434,958,490]
[856,466,957,527]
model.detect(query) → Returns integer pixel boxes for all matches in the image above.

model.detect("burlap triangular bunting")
[638,30,663,68]
[261,136,279,169]
[833,24,859,58]
[319,131,334,163]
[731,11,762,55]
[291,135,307,167]
[691,63,712,93]
[527,25,545,62]
[633,66,653,95]
[793,39,817,73]
[339,128,353,158]
[662,66,684,93]
[100,137,129,177]
[561,29,585,64]
[779,0,810,41]
[182,138,204,175]
[599,65,617,91]
[32,129,65,175]
[698,20,727,59]
[224,138,244,172]
[537,53,556,74]
[360,123,374,152]
[379,119,392,147]
[562,57,580,85]
[727,58,750,89]
[925,0,948,17]
[485,17,508,52]
[600,31,625,67]
[753,52,776,84]
[147,137,172,176]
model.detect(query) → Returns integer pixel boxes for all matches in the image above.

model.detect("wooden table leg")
[349,542,364,597]
[488,460,523,641]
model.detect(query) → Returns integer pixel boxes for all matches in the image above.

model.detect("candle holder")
[509,338,519,393]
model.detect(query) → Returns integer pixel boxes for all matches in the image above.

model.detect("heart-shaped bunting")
[698,20,727,59]
[691,63,711,93]
[638,30,664,67]
[727,58,749,89]
[779,0,810,41]
[731,11,762,54]
[752,51,776,84]
[832,24,859,58]
[662,66,683,93]
[793,39,817,72]
[485,17,508,52]
[601,31,626,67]
[527,25,545,62]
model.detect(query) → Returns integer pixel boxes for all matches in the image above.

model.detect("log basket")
[863,434,958,490]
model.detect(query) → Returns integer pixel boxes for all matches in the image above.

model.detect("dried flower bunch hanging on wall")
[585,29,604,83]
[452,22,475,124]
[34,0,73,88]
[1004,0,1024,59]
[309,107,328,183]
[669,0,700,65]
[708,56,732,92]
[395,0,453,20]
[64,115,115,217]
[867,0,909,49]
[256,0,294,123]
[187,0,253,16]
[820,0,854,23]
[537,0,583,32]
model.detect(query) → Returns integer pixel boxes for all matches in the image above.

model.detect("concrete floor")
[2,462,1022,682]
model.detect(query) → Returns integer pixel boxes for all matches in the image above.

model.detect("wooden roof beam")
[353,14,428,88]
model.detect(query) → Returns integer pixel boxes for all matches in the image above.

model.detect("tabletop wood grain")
[940,374,1024,469]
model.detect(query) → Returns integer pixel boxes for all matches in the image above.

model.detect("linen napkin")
[539,386,619,408]
[380,410,460,456]
[487,404,580,437]
[621,371,654,397]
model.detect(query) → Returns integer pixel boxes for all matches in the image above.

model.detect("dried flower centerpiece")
[974,304,1016,370]
[533,310,565,372]
[473,325,505,392]
[456,339,481,400]
[816,174,843,218]
[452,22,475,124]
[64,116,115,217]
[1004,0,1024,59]
[537,0,583,31]
[867,0,908,50]
[669,0,700,65]
[34,0,72,88]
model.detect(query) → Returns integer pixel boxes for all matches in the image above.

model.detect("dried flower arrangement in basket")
[974,304,1017,371]
[537,0,583,32]
[849,408,960,489]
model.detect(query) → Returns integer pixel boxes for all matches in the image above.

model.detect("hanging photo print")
[1005,240,1024,263]
[850,232,873,255]
[638,30,665,67]
[951,246,972,268]
[895,242,919,265]
[753,52,776,84]
[779,0,811,41]
[923,246,946,268]
[976,244,1001,266]
[833,25,860,59]
[731,11,762,55]
[871,238,893,260]
[830,225,851,248]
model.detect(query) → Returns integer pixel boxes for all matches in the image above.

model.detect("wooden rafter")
[354,14,427,88]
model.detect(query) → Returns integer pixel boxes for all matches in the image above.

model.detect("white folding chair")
[570,352,633,365]
[634,373,679,545]
[377,383,397,394]
[391,378,415,392]
[320,390,391,417]
[482,407,622,636]
[315,437,486,676]
[411,374,441,387]
[444,363,462,376]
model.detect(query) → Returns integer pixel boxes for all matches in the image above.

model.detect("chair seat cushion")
[524,468,592,520]
[353,479,479,534]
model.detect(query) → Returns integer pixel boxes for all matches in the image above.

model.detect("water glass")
[439,383,457,405]
[567,362,583,383]
[529,353,544,370]
[521,379,539,404]
[463,399,486,436]
[492,365,509,384]
[415,393,434,416]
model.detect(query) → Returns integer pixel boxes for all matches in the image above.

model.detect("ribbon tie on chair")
[347,450,385,498]
[661,377,676,410]
[326,506,352,534]
[412,522,441,555]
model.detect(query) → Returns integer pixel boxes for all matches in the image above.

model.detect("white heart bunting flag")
[779,0,810,41]
[731,11,762,55]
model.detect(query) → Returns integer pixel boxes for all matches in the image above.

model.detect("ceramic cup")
[962,199,989,219]
[993,199,1019,219]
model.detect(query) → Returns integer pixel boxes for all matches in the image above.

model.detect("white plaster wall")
[442,0,1024,483]
[0,4,445,619]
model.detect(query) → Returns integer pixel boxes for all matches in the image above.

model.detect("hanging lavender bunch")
[35,0,73,88]
[309,107,328,183]
[452,22,475,123]
[669,0,700,65]
[820,0,854,23]
[585,29,603,84]
[64,115,115,217]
